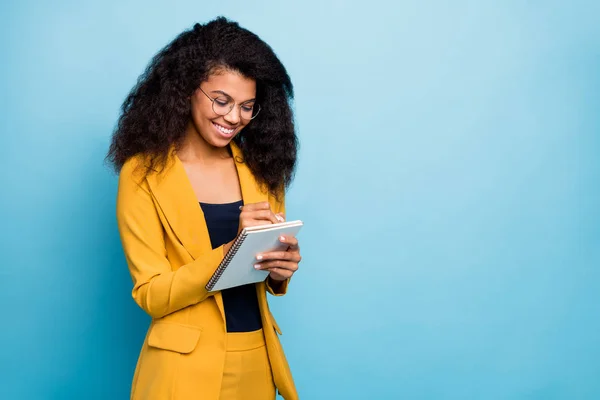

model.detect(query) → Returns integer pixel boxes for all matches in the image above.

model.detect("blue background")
[2,0,599,399]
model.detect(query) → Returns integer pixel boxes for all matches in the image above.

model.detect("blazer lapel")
[145,143,269,325]
[145,151,210,261]
[145,143,268,261]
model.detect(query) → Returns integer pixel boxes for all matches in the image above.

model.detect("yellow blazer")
[116,142,298,400]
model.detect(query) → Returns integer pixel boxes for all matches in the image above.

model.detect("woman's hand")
[239,201,283,230]
[254,234,301,281]
[223,201,284,254]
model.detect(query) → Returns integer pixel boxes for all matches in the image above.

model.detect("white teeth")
[214,123,234,134]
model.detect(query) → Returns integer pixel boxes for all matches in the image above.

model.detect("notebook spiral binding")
[205,231,248,291]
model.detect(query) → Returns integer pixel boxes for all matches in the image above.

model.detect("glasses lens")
[249,104,261,120]
[212,97,234,116]
[239,103,257,120]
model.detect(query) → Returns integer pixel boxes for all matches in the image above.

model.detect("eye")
[214,97,230,106]
[241,104,254,113]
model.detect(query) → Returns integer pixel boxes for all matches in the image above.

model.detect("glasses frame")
[198,87,261,121]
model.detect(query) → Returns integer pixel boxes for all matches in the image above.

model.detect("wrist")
[268,275,285,285]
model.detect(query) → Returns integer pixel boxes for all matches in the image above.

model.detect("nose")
[223,106,241,125]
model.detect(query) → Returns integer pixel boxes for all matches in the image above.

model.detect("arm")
[116,161,224,319]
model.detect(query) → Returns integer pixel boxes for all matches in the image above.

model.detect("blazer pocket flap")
[147,323,202,354]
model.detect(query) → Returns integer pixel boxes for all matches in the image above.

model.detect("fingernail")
[279,236,285,242]
[239,206,243,210]
[256,255,263,260]
[276,215,284,222]
[254,264,261,269]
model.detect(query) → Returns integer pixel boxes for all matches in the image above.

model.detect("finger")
[256,261,299,273]
[242,219,273,228]
[246,209,279,224]
[278,235,298,248]
[240,201,271,212]
[275,212,286,223]
[256,251,299,262]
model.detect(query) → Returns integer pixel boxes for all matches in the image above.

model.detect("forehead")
[203,70,256,100]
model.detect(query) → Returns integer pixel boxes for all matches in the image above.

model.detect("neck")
[178,122,231,163]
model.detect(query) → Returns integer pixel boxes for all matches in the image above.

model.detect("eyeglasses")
[198,87,261,120]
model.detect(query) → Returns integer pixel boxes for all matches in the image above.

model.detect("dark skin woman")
[107,16,301,400]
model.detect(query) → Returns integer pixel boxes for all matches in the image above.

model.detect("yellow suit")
[115,143,298,400]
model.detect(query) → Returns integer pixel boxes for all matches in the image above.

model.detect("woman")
[107,16,301,400]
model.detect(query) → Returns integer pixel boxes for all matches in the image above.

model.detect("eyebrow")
[210,90,256,104]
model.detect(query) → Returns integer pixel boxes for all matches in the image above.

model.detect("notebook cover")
[206,220,303,291]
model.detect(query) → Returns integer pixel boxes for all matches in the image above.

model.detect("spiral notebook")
[205,220,304,292]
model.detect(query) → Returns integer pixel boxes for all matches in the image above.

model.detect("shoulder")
[117,154,153,198]
[117,149,178,202]
[120,154,147,179]
[116,154,160,223]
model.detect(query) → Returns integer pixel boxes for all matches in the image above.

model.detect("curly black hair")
[106,16,297,196]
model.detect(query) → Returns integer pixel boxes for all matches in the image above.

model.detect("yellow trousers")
[219,329,276,400]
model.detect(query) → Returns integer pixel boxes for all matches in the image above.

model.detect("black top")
[199,200,263,332]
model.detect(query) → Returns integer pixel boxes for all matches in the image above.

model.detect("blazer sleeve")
[116,159,224,319]
[265,192,290,296]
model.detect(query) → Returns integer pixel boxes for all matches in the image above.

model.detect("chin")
[205,133,238,148]
[210,138,233,148]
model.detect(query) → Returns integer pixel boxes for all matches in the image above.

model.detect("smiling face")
[188,69,257,149]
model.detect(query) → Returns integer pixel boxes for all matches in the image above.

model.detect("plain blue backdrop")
[1,0,599,399]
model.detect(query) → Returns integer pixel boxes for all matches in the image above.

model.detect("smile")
[213,122,235,135]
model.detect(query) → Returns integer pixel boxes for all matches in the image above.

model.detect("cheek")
[188,107,210,138]
[190,101,215,127]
